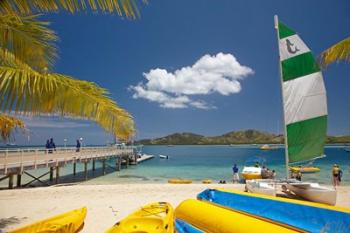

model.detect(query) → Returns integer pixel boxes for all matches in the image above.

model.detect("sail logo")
[286,39,300,54]
[279,35,310,61]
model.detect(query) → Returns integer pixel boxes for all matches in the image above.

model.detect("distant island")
[135,129,350,145]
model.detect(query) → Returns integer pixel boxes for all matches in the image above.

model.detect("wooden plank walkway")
[0,146,136,189]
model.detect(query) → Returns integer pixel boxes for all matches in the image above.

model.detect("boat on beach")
[8,207,87,233]
[246,16,336,205]
[105,202,174,233]
[241,156,266,180]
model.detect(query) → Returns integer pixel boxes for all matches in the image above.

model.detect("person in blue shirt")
[232,164,239,183]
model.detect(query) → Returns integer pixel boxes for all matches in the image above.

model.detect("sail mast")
[274,15,289,178]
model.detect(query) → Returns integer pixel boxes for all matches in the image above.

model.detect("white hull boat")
[159,154,169,159]
[285,182,337,206]
[245,179,276,196]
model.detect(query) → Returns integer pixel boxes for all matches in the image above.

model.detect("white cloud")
[130,53,254,109]
[19,116,90,128]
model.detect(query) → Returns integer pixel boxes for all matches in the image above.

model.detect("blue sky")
[10,0,350,145]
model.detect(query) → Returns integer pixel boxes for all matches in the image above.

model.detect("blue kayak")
[197,189,350,233]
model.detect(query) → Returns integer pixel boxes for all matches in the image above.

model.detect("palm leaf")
[0,49,135,140]
[0,0,146,19]
[0,14,58,72]
[0,113,25,141]
[319,37,350,68]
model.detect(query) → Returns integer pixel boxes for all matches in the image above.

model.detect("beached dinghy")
[198,189,350,233]
[9,207,87,233]
[241,156,266,180]
[175,199,299,233]
[105,202,174,233]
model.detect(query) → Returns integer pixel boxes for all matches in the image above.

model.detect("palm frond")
[319,37,350,68]
[0,113,25,141]
[0,14,58,72]
[0,0,146,19]
[0,50,135,140]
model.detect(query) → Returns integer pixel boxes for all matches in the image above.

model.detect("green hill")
[136,130,350,145]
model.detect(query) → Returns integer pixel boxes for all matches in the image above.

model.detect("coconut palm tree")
[319,37,350,68]
[0,12,136,141]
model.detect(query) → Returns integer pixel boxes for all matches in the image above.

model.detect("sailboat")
[246,16,336,205]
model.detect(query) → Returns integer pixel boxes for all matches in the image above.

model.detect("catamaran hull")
[246,180,276,196]
[286,184,337,206]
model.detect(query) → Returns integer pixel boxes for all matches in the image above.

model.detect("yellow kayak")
[290,166,320,173]
[202,179,212,184]
[106,202,174,233]
[175,199,300,232]
[9,207,87,233]
[168,179,192,184]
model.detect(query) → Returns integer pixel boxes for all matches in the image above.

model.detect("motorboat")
[241,156,266,180]
[159,154,169,159]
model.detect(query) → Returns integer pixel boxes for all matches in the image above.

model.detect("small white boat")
[285,182,337,206]
[241,166,262,180]
[260,144,271,150]
[159,155,169,159]
[246,179,276,196]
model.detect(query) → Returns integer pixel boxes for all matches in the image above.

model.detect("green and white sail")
[275,16,327,163]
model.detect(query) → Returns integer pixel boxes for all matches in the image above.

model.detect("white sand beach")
[0,183,349,232]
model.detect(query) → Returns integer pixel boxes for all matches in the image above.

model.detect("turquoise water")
[1,145,349,187]
[86,145,350,185]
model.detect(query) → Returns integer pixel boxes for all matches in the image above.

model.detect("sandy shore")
[0,183,349,232]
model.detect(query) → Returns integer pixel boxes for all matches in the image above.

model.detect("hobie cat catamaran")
[246,16,336,205]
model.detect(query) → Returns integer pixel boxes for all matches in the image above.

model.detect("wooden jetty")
[0,146,147,189]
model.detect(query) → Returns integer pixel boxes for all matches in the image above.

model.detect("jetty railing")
[0,146,135,188]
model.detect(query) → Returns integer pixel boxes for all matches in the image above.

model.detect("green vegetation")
[136,129,350,145]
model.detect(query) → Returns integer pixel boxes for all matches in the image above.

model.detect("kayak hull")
[105,202,174,233]
[8,207,87,233]
[168,179,192,184]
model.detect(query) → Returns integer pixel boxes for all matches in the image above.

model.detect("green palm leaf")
[319,37,350,68]
[0,49,135,140]
[0,113,25,141]
[0,0,145,19]
[0,14,58,72]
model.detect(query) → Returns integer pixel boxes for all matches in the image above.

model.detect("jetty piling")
[0,146,136,189]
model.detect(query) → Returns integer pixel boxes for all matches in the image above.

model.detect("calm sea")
[1,145,349,187]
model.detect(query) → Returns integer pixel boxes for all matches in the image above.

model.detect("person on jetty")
[232,164,239,183]
[45,139,50,153]
[76,139,81,152]
[48,138,56,153]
